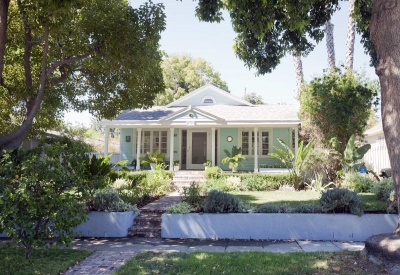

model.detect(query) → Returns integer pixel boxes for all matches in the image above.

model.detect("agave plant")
[269,138,315,190]
[222,146,246,172]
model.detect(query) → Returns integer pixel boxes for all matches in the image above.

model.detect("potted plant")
[140,150,164,170]
[173,160,180,171]
[203,160,212,170]
[222,146,246,172]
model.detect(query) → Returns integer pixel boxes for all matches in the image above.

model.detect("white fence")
[88,152,121,164]
[363,142,391,174]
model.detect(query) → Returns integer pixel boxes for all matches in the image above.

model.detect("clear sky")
[64,0,378,126]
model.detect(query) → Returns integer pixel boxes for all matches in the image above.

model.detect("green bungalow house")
[101,84,300,172]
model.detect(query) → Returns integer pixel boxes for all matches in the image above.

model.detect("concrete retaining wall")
[162,213,398,241]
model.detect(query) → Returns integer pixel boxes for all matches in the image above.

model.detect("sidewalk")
[64,238,365,274]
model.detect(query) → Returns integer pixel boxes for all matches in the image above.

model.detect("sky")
[64,0,378,126]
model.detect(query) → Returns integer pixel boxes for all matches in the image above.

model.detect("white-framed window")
[139,130,168,154]
[240,129,271,156]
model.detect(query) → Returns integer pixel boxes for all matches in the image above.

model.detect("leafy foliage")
[269,138,315,189]
[222,146,246,171]
[341,172,373,193]
[166,202,193,214]
[342,134,371,171]
[299,71,378,153]
[140,150,165,166]
[0,0,166,149]
[181,182,204,208]
[155,54,229,105]
[91,188,138,212]
[371,178,394,201]
[205,166,223,179]
[320,188,363,215]
[243,92,263,104]
[0,140,92,259]
[201,190,243,213]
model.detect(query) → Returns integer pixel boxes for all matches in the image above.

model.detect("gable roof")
[166,84,253,107]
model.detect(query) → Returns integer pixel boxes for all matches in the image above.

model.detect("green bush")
[242,174,288,191]
[256,203,321,213]
[371,178,394,201]
[110,170,173,205]
[205,176,245,192]
[320,188,363,215]
[205,166,223,179]
[341,172,374,192]
[181,182,204,208]
[201,190,243,213]
[0,141,91,259]
[166,202,192,214]
[91,188,138,212]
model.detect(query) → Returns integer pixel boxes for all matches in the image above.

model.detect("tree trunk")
[325,21,335,71]
[292,51,304,97]
[0,0,10,82]
[370,0,400,233]
[345,0,356,72]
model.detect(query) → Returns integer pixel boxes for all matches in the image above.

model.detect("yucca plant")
[269,138,315,190]
[222,146,246,172]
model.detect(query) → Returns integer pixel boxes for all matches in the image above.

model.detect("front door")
[187,130,209,169]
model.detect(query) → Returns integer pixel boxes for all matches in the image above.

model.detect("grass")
[0,247,92,274]
[116,251,386,275]
[230,190,389,212]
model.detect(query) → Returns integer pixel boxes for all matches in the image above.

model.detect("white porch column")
[211,127,216,166]
[169,128,174,171]
[104,127,109,157]
[295,125,299,155]
[254,127,258,173]
[136,128,142,171]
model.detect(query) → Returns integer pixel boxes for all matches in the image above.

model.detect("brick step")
[129,225,161,238]
[135,216,162,226]
[139,209,165,215]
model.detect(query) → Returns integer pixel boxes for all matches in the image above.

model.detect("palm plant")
[140,150,164,170]
[222,146,246,172]
[269,138,315,190]
[345,0,356,72]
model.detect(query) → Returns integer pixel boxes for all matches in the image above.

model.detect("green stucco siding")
[120,128,134,162]
[273,128,291,151]
[219,128,239,170]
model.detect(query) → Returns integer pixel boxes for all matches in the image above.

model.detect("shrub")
[371,178,394,201]
[205,166,223,179]
[201,190,242,213]
[0,141,91,259]
[205,177,244,192]
[320,188,363,215]
[181,182,204,208]
[166,202,192,214]
[91,188,138,212]
[341,172,373,192]
[241,174,287,191]
[256,203,321,213]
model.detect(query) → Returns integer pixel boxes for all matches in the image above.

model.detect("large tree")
[0,0,165,150]
[196,0,400,231]
[155,54,229,105]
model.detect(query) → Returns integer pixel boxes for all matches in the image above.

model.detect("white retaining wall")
[162,213,398,241]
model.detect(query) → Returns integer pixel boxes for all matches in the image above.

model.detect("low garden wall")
[162,213,398,241]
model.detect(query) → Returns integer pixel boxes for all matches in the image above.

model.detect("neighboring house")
[101,84,300,171]
[363,123,391,173]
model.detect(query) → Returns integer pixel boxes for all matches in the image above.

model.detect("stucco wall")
[120,128,134,162]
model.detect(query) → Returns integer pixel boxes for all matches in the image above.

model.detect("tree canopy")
[155,54,229,105]
[299,71,378,152]
[243,92,264,105]
[0,0,166,150]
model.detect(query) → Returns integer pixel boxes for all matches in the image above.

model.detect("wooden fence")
[363,141,391,174]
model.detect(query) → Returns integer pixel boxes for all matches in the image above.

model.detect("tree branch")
[17,0,33,89]
[47,53,90,77]
[0,0,10,83]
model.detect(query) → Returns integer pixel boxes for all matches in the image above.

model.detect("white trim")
[101,120,300,127]
[187,129,211,169]
[104,127,109,157]
[166,84,253,107]
[169,128,174,171]
[136,128,141,171]
[162,106,225,122]
[239,128,273,158]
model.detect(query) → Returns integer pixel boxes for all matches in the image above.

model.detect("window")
[201,96,216,104]
[241,129,270,156]
[140,130,168,154]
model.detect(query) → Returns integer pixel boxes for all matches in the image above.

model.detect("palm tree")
[325,21,335,71]
[292,51,304,97]
[345,0,356,72]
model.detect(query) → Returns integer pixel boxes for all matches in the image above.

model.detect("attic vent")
[202,96,216,104]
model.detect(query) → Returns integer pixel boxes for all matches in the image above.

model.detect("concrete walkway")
[63,238,365,274]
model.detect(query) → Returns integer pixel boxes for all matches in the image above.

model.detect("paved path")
[63,238,365,274]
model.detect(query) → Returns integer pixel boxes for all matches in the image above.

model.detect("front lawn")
[0,247,92,274]
[230,191,389,212]
[116,251,386,275]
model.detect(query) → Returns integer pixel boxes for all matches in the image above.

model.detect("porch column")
[169,128,174,171]
[254,127,258,173]
[211,127,216,166]
[136,128,142,171]
[104,127,109,157]
[295,125,299,155]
